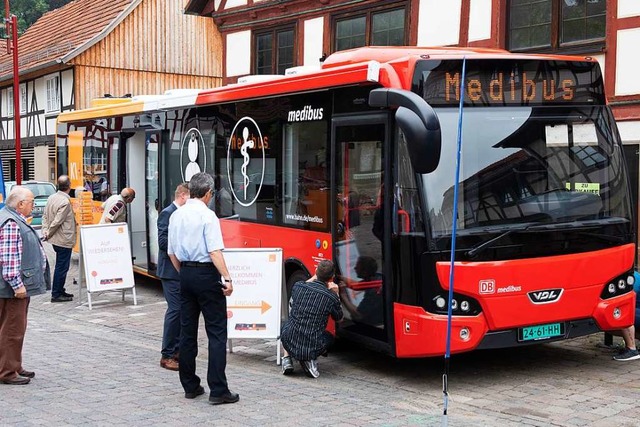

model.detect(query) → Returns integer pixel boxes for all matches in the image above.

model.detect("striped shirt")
[0,216,46,290]
[280,280,343,361]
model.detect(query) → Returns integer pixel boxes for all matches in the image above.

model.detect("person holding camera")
[280,260,343,378]
[167,172,238,405]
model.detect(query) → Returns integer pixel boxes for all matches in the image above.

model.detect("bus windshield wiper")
[465,224,538,259]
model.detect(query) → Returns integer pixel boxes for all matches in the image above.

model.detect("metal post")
[10,15,20,184]
[4,1,20,184]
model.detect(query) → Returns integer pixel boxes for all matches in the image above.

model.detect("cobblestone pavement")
[1,244,640,426]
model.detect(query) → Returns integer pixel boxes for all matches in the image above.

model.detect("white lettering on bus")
[287,105,324,122]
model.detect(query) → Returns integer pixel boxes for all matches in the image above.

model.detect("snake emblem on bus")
[227,116,266,207]
[239,127,254,200]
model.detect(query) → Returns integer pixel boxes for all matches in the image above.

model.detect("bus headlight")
[608,283,616,294]
[460,301,470,312]
[436,297,446,309]
[613,307,621,319]
[618,279,626,290]
[451,299,458,310]
[627,275,635,286]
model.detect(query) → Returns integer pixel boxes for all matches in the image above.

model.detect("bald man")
[99,187,136,224]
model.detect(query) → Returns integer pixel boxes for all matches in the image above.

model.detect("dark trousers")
[178,265,229,397]
[52,245,72,298]
[0,297,28,380]
[161,277,181,359]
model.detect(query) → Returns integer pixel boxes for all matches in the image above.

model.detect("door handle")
[336,222,345,237]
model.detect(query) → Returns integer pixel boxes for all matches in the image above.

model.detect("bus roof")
[57,46,600,123]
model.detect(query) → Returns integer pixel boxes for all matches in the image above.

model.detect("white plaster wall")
[592,53,605,84]
[618,121,640,144]
[417,0,462,46]
[226,31,252,77]
[618,0,640,18]
[468,0,492,42]
[33,145,51,181]
[62,69,73,109]
[224,0,247,9]
[303,17,324,67]
[615,28,640,96]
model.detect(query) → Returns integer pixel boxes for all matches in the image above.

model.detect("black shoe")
[51,295,73,302]
[209,391,239,405]
[1,376,30,385]
[18,370,35,378]
[184,385,205,399]
[62,292,74,298]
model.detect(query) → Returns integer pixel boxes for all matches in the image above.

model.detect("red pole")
[10,15,19,184]
[4,1,20,184]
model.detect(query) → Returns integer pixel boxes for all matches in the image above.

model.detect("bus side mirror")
[369,88,441,174]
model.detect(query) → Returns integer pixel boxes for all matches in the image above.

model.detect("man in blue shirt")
[167,172,239,404]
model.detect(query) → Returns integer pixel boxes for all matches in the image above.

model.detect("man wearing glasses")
[99,187,136,224]
[0,186,50,385]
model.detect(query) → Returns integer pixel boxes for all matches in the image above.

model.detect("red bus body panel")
[219,220,332,273]
[394,244,636,357]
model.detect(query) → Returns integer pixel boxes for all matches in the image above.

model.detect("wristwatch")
[224,278,232,283]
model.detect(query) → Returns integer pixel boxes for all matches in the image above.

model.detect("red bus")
[56,46,636,357]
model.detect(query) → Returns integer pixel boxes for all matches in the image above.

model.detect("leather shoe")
[18,370,35,378]
[160,357,179,371]
[63,292,74,298]
[185,385,204,399]
[1,376,30,385]
[209,391,239,405]
[51,295,73,302]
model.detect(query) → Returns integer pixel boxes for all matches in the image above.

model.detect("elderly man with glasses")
[0,186,50,385]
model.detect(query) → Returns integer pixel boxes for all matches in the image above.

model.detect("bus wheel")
[286,269,309,300]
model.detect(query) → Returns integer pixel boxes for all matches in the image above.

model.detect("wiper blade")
[465,229,516,259]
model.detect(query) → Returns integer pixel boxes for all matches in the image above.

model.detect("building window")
[334,5,406,52]
[255,27,295,75]
[6,88,13,117]
[20,84,26,114]
[46,75,60,113]
[508,0,606,52]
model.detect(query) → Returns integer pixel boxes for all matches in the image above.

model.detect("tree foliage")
[3,0,74,35]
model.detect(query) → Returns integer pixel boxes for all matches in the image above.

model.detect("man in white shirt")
[167,172,238,405]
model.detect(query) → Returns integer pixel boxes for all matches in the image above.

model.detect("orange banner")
[68,130,84,189]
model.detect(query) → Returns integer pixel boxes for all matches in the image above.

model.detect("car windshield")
[24,183,56,198]
[422,106,632,240]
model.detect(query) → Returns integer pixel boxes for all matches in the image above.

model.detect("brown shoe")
[1,376,30,385]
[160,357,179,371]
[172,352,179,361]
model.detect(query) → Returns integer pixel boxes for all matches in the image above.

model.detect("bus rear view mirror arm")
[369,88,441,174]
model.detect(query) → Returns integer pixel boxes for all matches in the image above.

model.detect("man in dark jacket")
[0,186,50,385]
[157,183,189,371]
[280,260,343,378]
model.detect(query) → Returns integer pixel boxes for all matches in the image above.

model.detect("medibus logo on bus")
[227,117,269,207]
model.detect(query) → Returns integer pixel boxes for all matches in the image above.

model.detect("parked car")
[5,180,57,226]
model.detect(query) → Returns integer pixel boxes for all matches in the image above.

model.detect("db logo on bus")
[479,279,495,294]
[227,116,267,207]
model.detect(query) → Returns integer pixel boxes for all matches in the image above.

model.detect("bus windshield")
[423,105,632,241]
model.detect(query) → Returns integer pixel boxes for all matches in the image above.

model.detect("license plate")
[518,322,564,342]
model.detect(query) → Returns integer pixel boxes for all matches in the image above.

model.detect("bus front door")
[333,115,391,349]
[108,130,161,275]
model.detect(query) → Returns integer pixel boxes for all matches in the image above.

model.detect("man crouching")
[280,260,343,378]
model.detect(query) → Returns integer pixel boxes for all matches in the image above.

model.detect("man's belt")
[181,261,214,268]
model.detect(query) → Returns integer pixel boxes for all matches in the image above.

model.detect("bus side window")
[396,131,424,235]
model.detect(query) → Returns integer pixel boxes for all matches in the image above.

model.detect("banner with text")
[80,223,135,292]
[224,248,283,339]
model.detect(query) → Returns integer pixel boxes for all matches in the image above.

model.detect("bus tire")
[286,269,309,300]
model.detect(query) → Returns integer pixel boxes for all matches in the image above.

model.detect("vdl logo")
[528,288,563,304]
[227,116,266,207]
